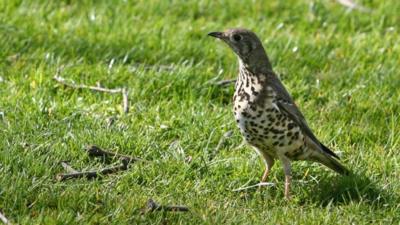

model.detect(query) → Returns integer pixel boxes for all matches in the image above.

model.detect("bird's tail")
[304,137,350,175]
[314,152,350,175]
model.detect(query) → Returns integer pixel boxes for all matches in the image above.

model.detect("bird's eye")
[232,34,242,42]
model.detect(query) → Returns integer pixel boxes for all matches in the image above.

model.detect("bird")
[208,28,349,199]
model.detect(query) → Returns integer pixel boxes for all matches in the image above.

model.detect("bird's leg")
[261,166,269,182]
[284,174,291,200]
[261,154,275,182]
[278,155,292,200]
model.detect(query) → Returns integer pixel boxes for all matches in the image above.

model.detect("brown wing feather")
[265,72,340,159]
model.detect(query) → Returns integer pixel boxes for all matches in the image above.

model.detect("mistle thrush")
[209,28,349,199]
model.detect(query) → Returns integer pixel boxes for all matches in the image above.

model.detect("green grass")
[1,0,400,224]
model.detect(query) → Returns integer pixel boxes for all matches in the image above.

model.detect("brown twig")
[60,161,78,173]
[0,211,12,225]
[214,79,236,86]
[141,199,189,214]
[56,159,129,181]
[122,88,129,114]
[53,76,122,93]
[85,145,141,162]
[54,75,131,113]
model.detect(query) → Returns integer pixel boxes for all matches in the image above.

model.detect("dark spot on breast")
[291,131,300,140]
[288,123,295,130]
[238,82,243,91]
[251,87,259,95]
[238,90,250,101]
[270,128,283,134]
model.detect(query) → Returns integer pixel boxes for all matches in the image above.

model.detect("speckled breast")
[232,79,304,158]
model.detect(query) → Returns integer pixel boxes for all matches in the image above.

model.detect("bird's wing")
[266,72,340,159]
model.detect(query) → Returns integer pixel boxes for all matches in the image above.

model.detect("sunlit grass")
[0,0,399,224]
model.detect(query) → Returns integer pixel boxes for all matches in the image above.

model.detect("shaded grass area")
[1,0,400,224]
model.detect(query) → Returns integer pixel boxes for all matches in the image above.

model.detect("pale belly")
[233,99,305,159]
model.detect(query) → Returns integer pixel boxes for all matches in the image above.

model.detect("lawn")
[1,0,399,224]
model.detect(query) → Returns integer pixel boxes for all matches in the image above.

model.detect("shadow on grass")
[302,171,395,207]
[233,169,395,208]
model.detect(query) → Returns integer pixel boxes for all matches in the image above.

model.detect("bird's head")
[208,28,272,72]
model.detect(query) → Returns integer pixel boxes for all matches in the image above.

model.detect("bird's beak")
[208,31,224,39]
